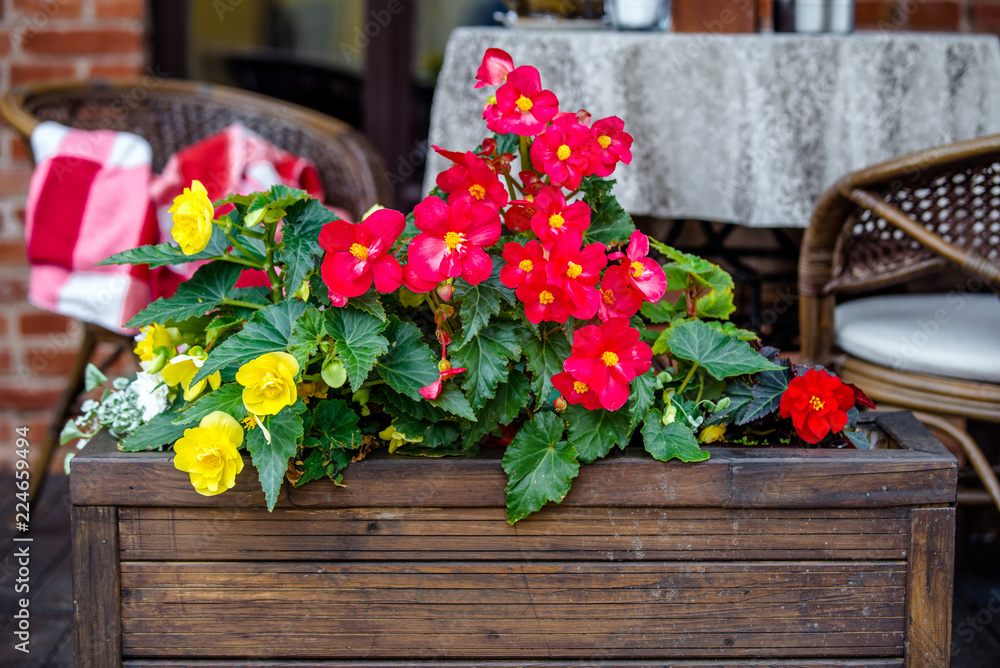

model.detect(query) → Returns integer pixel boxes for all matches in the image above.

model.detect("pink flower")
[527,186,591,246]
[503,201,535,232]
[500,240,546,289]
[475,48,515,88]
[529,115,601,190]
[552,371,602,411]
[419,366,466,401]
[489,66,559,136]
[562,317,652,411]
[597,263,643,321]
[608,230,667,303]
[544,232,606,320]
[406,196,501,287]
[319,209,405,300]
[437,155,509,211]
[590,116,633,178]
[516,278,571,324]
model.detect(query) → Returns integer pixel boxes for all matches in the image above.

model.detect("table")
[426,28,1000,227]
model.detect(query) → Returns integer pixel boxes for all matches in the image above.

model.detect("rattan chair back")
[0,78,393,219]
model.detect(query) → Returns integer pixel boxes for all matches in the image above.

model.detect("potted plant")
[67,48,956,666]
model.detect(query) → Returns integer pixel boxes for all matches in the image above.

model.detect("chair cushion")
[834,293,1000,384]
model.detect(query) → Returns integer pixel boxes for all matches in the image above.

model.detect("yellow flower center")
[597,134,612,149]
[196,447,223,468]
[444,231,464,251]
[566,262,583,279]
[601,289,616,305]
[549,213,565,229]
[557,144,572,161]
[630,261,645,278]
[256,372,286,399]
[350,243,369,260]
[809,396,826,412]
[573,381,589,394]
[538,290,555,305]
[516,95,533,112]
[602,351,619,367]
[518,259,534,273]
[469,184,486,200]
[241,415,257,430]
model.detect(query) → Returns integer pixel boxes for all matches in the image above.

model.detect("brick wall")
[0,0,146,472]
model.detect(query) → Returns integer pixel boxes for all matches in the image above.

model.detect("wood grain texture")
[905,507,956,667]
[71,413,956,509]
[72,505,122,668]
[118,561,906,659]
[118,506,911,562]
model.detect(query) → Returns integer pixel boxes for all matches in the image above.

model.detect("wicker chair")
[0,78,392,498]
[799,134,1000,513]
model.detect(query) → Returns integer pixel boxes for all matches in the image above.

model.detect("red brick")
[26,347,78,376]
[0,278,28,303]
[0,31,11,57]
[0,381,66,411]
[0,165,32,196]
[855,0,896,29]
[0,241,27,265]
[0,350,11,373]
[88,63,146,79]
[10,134,30,160]
[0,316,8,336]
[973,3,1000,32]
[906,1,963,30]
[20,311,73,335]
[21,28,142,56]
[95,0,145,19]
[12,0,83,19]
[10,63,77,86]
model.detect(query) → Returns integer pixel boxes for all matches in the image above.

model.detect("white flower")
[130,371,170,421]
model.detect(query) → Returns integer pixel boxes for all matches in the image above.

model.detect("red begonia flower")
[529,115,601,190]
[597,263,644,321]
[503,201,535,232]
[489,66,559,136]
[419,366,466,401]
[544,231,607,320]
[319,209,405,300]
[590,116,634,178]
[475,48,515,88]
[516,277,571,324]
[407,196,501,287]
[562,317,652,411]
[437,156,508,211]
[608,230,667,303]
[552,371,602,411]
[554,108,593,127]
[779,369,856,444]
[527,186,591,246]
[500,240,547,289]
[519,170,545,197]
[402,262,444,293]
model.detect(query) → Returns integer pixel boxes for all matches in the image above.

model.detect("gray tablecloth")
[425,28,1000,227]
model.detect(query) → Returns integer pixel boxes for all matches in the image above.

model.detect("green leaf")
[325,308,389,392]
[84,363,107,392]
[310,398,363,450]
[429,383,476,420]
[277,198,334,296]
[246,409,304,511]
[523,327,571,406]
[374,318,438,399]
[564,405,629,463]
[120,412,188,452]
[193,300,308,384]
[127,262,243,328]
[348,289,387,322]
[296,448,340,487]
[641,295,687,324]
[60,419,89,445]
[642,413,710,462]
[287,308,327,369]
[843,428,874,450]
[97,227,228,268]
[452,257,516,349]
[579,175,615,207]
[709,381,753,424]
[584,193,635,246]
[451,320,523,411]
[738,368,790,426]
[173,383,247,425]
[667,320,780,380]
[379,387,452,423]
[706,320,759,342]
[463,369,531,448]
[627,369,657,437]
[204,315,244,348]
[696,287,736,320]
[501,412,579,524]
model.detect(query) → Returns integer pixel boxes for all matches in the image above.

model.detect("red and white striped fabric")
[24,121,326,333]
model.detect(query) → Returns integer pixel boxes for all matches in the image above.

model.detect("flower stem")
[221,298,264,310]
[504,174,517,201]
[361,379,386,389]
[225,230,259,263]
[263,222,284,302]
[214,255,264,269]
[234,225,265,240]
[677,361,699,395]
[519,135,530,173]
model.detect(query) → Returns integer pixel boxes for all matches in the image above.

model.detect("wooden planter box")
[70,411,956,667]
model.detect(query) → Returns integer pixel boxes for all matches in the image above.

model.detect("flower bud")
[437,281,454,301]
[438,359,452,373]
[147,347,170,374]
[554,396,568,412]
[321,358,348,389]
[291,279,310,301]
[352,387,370,406]
[661,404,677,426]
[715,397,731,412]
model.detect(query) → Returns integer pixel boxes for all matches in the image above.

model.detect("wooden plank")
[72,505,122,668]
[905,507,956,667]
[876,411,957,459]
[73,427,955,508]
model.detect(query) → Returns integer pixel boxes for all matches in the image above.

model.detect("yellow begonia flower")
[378,424,423,454]
[169,180,215,254]
[133,323,179,363]
[236,352,300,416]
[172,411,245,496]
[161,348,222,401]
[699,424,726,444]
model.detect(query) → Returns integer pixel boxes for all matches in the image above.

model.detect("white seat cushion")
[834,293,1000,384]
